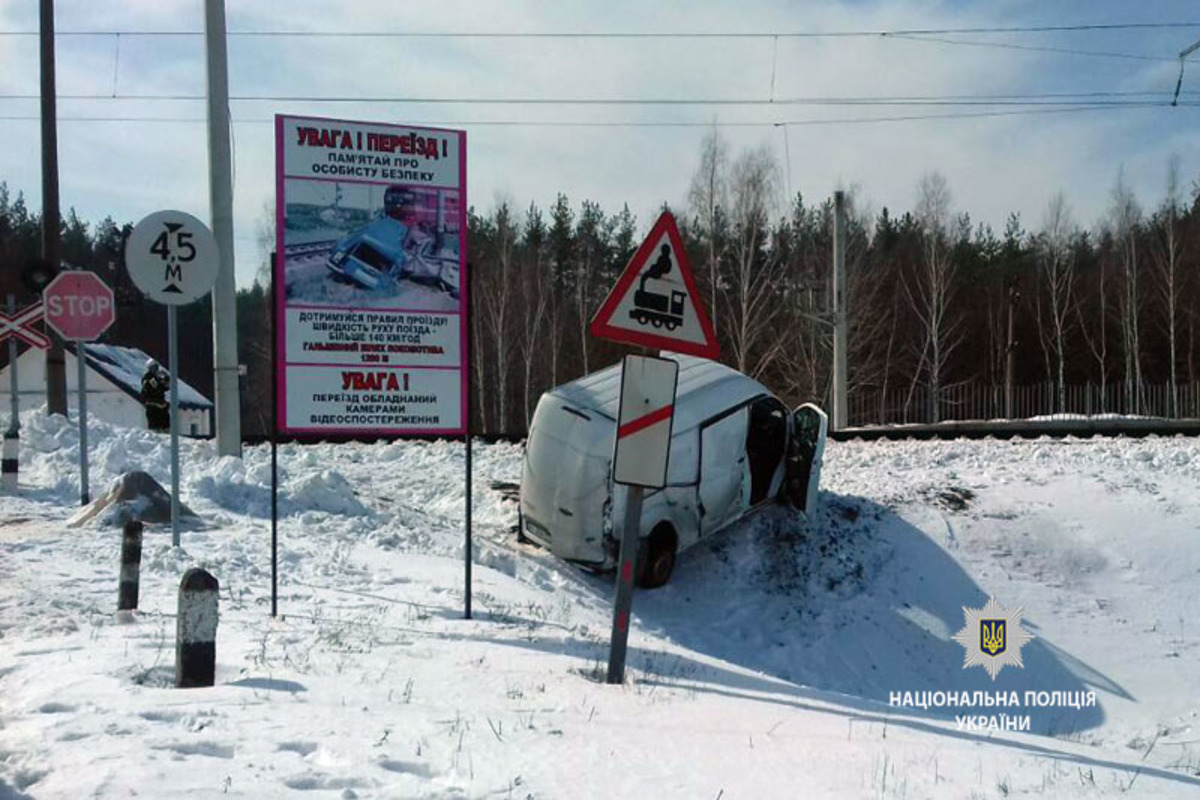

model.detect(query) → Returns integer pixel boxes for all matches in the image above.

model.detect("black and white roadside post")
[125,211,220,547]
[606,355,678,684]
[3,296,19,493]
[176,567,219,688]
[118,520,143,611]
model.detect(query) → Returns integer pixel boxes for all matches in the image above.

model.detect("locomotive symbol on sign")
[629,244,687,331]
[590,211,719,359]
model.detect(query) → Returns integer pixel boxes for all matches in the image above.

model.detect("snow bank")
[2,411,1199,798]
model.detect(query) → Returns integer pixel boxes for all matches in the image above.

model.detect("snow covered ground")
[1,410,1198,798]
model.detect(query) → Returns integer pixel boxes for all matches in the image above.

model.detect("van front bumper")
[521,514,611,570]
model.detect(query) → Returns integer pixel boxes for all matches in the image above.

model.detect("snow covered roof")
[71,343,213,410]
[552,354,768,429]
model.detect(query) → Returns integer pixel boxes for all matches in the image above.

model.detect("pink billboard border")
[274,113,469,437]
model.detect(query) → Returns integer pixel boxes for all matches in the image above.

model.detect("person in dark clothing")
[141,359,170,432]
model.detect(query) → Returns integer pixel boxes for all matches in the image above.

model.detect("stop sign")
[43,272,117,342]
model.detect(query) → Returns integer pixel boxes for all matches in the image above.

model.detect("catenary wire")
[0,104,1193,127]
[0,22,1197,37]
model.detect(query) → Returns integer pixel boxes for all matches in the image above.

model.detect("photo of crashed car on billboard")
[281,180,461,310]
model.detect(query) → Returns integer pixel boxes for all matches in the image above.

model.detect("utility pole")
[204,0,242,457]
[831,190,848,430]
[1005,276,1019,418]
[40,0,67,416]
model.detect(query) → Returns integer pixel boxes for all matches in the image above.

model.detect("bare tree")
[518,203,550,427]
[1034,192,1077,411]
[722,145,785,378]
[1076,255,1111,412]
[688,126,729,333]
[1109,169,1144,413]
[574,201,607,376]
[905,171,961,422]
[479,200,518,432]
[1151,155,1189,416]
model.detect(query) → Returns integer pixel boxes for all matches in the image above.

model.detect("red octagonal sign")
[43,271,116,342]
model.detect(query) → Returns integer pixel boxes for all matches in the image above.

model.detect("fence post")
[118,520,143,611]
[176,568,219,688]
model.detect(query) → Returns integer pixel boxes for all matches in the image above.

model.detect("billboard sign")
[275,114,467,435]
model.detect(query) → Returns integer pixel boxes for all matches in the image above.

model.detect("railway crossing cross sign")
[0,302,49,349]
[590,211,719,359]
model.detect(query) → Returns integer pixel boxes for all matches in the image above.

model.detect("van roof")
[551,355,771,430]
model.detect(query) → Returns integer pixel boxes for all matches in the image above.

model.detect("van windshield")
[352,241,394,272]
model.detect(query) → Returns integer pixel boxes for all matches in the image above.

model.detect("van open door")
[784,403,828,520]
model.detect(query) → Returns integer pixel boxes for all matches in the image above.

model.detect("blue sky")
[0,0,1198,285]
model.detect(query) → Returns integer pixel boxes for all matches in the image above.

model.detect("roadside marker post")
[118,520,144,612]
[176,567,219,688]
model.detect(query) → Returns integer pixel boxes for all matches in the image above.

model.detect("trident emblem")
[981,619,1007,656]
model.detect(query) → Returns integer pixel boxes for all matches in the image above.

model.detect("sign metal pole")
[76,340,89,505]
[464,262,473,620]
[168,305,180,547]
[607,484,643,683]
[270,264,278,618]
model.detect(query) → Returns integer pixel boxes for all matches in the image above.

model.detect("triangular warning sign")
[590,211,720,359]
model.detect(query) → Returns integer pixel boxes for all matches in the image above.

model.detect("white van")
[519,355,827,588]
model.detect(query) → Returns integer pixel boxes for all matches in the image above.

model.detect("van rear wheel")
[636,526,677,589]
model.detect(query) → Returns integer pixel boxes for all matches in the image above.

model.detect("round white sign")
[125,210,219,305]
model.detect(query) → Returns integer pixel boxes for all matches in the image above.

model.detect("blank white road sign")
[613,355,679,488]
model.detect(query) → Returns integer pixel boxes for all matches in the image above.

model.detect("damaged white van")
[519,355,827,588]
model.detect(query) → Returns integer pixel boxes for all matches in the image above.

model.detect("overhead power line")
[0,22,1197,38]
[883,33,1179,62]
[0,91,1193,107]
[0,103,1193,128]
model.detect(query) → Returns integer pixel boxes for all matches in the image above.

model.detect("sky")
[0,0,1198,286]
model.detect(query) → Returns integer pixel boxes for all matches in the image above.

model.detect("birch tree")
[1109,169,1144,413]
[479,200,517,431]
[1035,192,1077,411]
[688,127,729,333]
[1151,156,1188,416]
[722,145,785,378]
[518,203,550,426]
[906,171,961,422]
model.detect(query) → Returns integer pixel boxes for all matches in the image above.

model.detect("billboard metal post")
[464,263,473,620]
[270,261,278,618]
